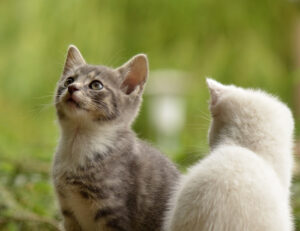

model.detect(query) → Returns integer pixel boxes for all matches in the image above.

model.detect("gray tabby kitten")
[52,45,180,231]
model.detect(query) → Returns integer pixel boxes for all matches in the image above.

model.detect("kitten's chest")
[53,147,131,230]
[60,183,98,230]
[54,160,115,230]
[53,142,109,201]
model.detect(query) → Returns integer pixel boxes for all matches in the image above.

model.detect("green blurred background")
[0,0,299,230]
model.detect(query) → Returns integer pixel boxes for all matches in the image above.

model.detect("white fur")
[163,79,294,231]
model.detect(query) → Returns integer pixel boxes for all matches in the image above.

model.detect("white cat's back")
[164,145,292,231]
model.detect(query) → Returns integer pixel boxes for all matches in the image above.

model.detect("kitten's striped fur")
[52,45,179,231]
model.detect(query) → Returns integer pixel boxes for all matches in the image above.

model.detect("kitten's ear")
[117,54,148,95]
[63,45,86,75]
[206,78,226,105]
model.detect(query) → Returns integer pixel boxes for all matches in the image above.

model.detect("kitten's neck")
[219,136,293,192]
[60,120,116,141]
[56,120,132,167]
[255,141,293,193]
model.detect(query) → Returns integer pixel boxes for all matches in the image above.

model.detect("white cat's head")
[206,78,294,152]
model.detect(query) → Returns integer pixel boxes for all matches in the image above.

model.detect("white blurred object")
[146,69,189,152]
[149,96,185,136]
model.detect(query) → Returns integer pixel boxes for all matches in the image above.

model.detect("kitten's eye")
[64,77,74,87]
[89,80,103,90]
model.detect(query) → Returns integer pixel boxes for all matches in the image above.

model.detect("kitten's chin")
[66,98,81,109]
[57,100,89,120]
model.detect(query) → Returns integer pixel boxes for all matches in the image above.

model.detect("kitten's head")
[55,45,148,127]
[206,78,294,151]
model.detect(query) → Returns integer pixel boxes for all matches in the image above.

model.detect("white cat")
[163,79,294,231]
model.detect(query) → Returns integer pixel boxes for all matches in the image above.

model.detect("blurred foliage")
[0,0,299,230]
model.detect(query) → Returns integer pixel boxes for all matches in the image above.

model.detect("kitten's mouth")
[66,97,81,108]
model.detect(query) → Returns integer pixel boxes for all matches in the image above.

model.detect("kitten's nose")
[68,85,79,95]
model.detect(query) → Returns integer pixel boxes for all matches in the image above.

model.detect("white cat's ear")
[63,45,86,75]
[206,78,226,105]
[117,54,148,95]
